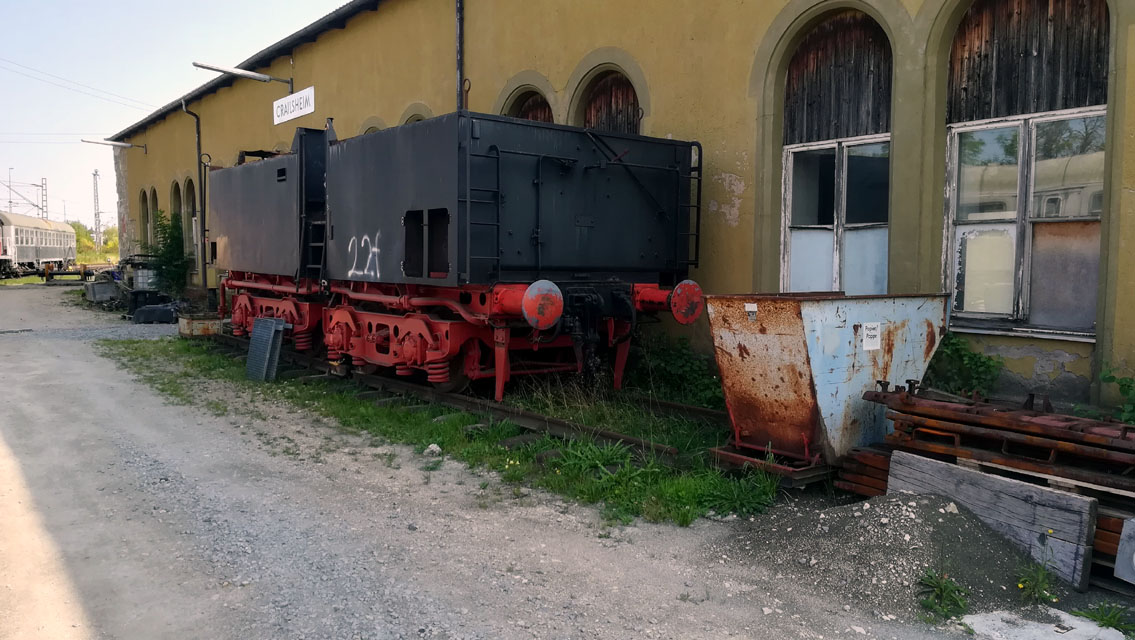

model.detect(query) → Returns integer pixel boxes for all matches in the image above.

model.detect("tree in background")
[145,210,190,297]
[103,226,119,254]
[68,221,95,253]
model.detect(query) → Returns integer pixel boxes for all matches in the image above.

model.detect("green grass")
[97,337,779,526]
[0,275,45,286]
[77,251,116,265]
[1071,603,1135,635]
[1017,560,1059,605]
[508,376,728,460]
[918,568,968,622]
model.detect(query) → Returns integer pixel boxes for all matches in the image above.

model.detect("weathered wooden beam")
[888,451,1097,591]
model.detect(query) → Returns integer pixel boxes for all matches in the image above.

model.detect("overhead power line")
[0,56,156,108]
[0,62,152,111]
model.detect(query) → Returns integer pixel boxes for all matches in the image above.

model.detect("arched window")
[363,126,380,134]
[781,10,892,295]
[506,90,553,123]
[171,180,187,257]
[944,0,1109,332]
[149,187,159,248]
[184,178,197,265]
[405,114,425,125]
[576,70,639,134]
[139,190,150,248]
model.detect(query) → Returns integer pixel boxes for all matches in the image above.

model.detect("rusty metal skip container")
[706,294,948,469]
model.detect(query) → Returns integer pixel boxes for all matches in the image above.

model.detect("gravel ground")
[734,494,1043,621]
[0,286,1116,640]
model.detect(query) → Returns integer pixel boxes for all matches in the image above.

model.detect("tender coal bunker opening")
[427,208,449,278]
[403,210,424,277]
[276,168,287,182]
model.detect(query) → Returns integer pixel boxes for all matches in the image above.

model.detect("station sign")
[273,86,315,125]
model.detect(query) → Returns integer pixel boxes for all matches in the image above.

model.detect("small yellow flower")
[1047,529,1054,534]
[1018,583,1024,589]
[1052,598,1058,603]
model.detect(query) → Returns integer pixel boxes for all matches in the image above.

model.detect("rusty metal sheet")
[706,295,821,460]
[706,294,947,463]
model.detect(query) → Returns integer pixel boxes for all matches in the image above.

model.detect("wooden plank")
[840,471,887,492]
[1096,530,1120,547]
[1096,540,1119,557]
[841,460,889,481]
[888,451,1097,591]
[1098,515,1125,534]
[834,480,884,498]
[849,448,892,471]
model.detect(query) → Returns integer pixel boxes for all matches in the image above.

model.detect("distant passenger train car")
[0,211,77,277]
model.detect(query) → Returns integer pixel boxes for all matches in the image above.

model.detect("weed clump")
[922,333,1003,397]
[918,568,968,622]
[1016,560,1058,605]
[1071,603,1135,634]
[623,333,725,410]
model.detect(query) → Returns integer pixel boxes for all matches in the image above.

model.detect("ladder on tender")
[461,145,503,280]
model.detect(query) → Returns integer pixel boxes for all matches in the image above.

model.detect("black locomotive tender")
[213,111,704,399]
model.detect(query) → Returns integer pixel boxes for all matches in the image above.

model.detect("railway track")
[210,332,727,463]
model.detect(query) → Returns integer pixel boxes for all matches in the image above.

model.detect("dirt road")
[0,286,956,639]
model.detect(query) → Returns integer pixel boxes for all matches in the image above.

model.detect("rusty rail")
[210,332,680,462]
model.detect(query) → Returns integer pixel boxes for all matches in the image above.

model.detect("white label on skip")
[863,322,882,351]
[744,303,758,321]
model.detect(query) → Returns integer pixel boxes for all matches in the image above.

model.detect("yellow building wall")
[115,0,1135,405]
[959,333,1095,402]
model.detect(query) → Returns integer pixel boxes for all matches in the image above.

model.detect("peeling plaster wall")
[960,333,1094,404]
[112,147,135,257]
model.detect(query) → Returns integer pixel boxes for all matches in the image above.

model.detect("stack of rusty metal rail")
[847,386,1135,592]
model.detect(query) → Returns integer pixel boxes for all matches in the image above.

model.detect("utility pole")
[92,170,102,249]
[6,168,11,213]
[40,178,48,219]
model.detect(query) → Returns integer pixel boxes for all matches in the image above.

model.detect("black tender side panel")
[323,112,695,288]
[210,154,302,277]
[461,114,694,284]
[325,118,459,285]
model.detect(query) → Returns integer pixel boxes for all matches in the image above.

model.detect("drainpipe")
[456,0,464,110]
[181,100,207,299]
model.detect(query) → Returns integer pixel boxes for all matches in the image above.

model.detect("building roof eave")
[108,0,381,143]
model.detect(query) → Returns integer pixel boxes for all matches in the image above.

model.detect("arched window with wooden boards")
[139,190,150,249]
[184,178,197,267]
[579,71,639,134]
[944,0,1109,333]
[506,91,553,123]
[780,10,893,296]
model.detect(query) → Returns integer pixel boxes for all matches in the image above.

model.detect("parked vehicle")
[0,211,77,277]
[212,112,705,399]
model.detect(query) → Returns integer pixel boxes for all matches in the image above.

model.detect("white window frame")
[944,105,1107,337]
[780,132,891,293]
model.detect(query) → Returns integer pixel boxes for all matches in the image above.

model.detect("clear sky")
[1,0,346,231]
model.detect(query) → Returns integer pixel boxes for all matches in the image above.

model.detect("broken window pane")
[1032,116,1106,219]
[790,148,836,226]
[845,142,889,224]
[956,127,1019,222]
[1028,221,1100,330]
[953,224,1016,314]
[843,226,888,295]
[789,228,835,292]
